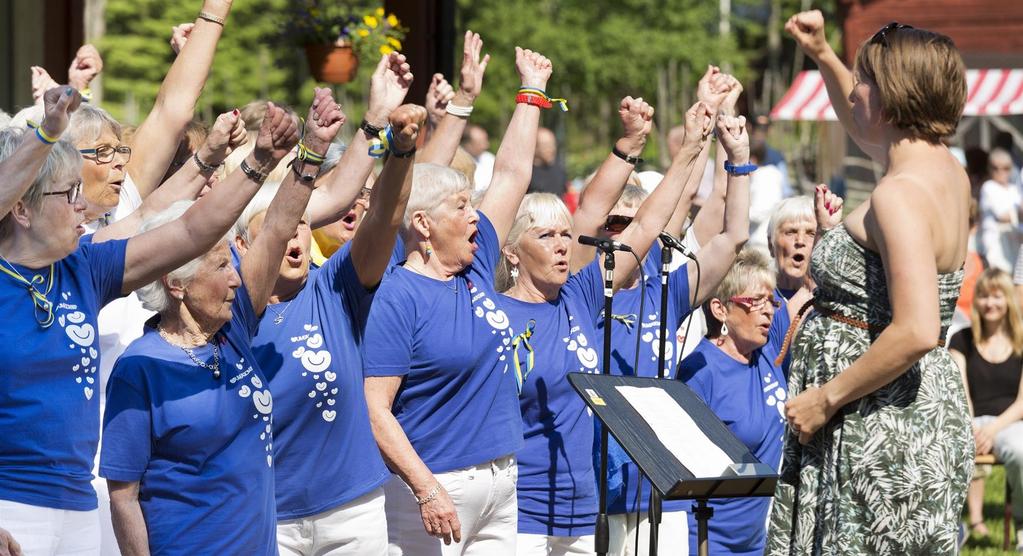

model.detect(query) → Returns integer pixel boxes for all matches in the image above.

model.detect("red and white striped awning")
[771,69,1023,121]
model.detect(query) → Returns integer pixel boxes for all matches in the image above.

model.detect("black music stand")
[569,373,778,556]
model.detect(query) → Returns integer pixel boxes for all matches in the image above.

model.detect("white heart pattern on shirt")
[315,382,327,392]
[252,390,273,414]
[301,350,332,373]
[65,323,95,347]
[238,385,251,398]
[84,387,93,400]
[306,333,324,349]
[89,347,98,359]
[66,311,86,324]
[250,375,263,389]
[324,371,337,382]
[322,410,336,422]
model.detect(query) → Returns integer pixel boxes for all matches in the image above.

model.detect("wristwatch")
[292,159,318,184]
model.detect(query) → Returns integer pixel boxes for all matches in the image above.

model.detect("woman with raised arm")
[498,100,712,556]
[362,46,552,555]
[767,12,972,554]
[0,87,294,554]
[234,101,425,556]
[98,98,326,556]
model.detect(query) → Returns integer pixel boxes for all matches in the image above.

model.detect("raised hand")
[40,86,83,139]
[719,74,744,117]
[425,74,454,127]
[367,52,414,127]
[389,104,428,153]
[785,10,830,61]
[169,23,195,55]
[30,66,59,105]
[0,526,21,556]
[199,110,247,166]
[681,101,715,153]
[67,44,103,90]
[515,47,553,90]
[252,103,300,167]
[696,66,723,105]
[814,184,844,231]
[715,113,750,163]
[617,96,654,155]
[304,87,346,154]
[458,31,490,101]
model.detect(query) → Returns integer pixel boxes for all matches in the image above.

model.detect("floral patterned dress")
[766,225,973,555]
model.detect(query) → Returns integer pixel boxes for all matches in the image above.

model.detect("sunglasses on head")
[869,22,914,47]
[603,214,633,233]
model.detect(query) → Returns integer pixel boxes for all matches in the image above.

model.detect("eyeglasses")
[869,22,914,47]
[79,144,132,164]
[42,180,82,204]
[603,214,633,233]
[990,165,1013,172]
[728,295,782,311]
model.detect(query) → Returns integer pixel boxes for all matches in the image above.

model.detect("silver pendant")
[274,313,284,325]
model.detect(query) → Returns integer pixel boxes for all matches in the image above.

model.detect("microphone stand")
[646,240,673,555]
[595,246,616,556]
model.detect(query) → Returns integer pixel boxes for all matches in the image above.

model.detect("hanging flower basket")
[304,43,359,84]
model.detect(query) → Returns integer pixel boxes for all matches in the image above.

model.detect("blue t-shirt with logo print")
[597,247,692,514]
[0,237,126,511]
[676,304,791,556]
[251,242,389,520]
[502,258,604,536]
[99,284,277,556]
[362,212,522,473]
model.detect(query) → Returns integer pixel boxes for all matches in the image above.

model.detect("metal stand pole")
[595,250,617,556]
[693,499,714,556]
[647,243,673,556]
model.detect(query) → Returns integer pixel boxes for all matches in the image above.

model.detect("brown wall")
[385,0,455,106]
[0,0,84,113]
[839,0,1023,67]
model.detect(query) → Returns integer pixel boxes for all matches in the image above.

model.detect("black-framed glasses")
[603,214,633,233]
[869,22,914,47]
[42,180,82,204]
[79,144,132,164]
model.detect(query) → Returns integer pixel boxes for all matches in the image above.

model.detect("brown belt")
[774,298,944,366]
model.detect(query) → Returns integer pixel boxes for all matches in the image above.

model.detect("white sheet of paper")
[615,385,733,478]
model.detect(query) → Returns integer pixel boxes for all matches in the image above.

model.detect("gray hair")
[233,181,312,245]
[612,185,649,213]
[65,104,122,147]
[319,141,347,174]
[496,193,572,292]
[135,200,235,313]
[0,109,10,128]
[766,195,814,248]
[402,163,471,240]
[0,128,82,237]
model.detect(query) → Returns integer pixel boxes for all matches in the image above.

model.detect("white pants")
[277,487,387,556]
[0,499,100,556]
[517,533,594,555]
[384,455,518,556]
[608,511,688,556]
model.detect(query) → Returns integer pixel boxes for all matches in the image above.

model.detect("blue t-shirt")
[502,259,604,536]
[100,284,277,556]
[597,248,692,514]
[771,289,793,377]
[0,238,126,511]
[676,306,791,556]
[252,243,389,520]
[362,212,522,473]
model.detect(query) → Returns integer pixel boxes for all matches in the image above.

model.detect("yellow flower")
[386,14,399,27]
[380,45,394,55]
[364,15,378,28]
[376,7,385,17]
[387,37,402,49]
[357,29,370,38]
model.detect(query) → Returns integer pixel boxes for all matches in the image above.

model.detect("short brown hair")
[854,25,966,143]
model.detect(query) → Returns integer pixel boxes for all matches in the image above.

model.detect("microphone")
[578,235,633,253]
[658,232,696,259]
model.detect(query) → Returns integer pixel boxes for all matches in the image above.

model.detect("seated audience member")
[677,246,791,555]
[949,269,1023,548]
[99,99,322,555]
[978,148,1021,272]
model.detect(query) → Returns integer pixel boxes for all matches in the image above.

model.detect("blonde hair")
[970,269,1023,356]
[496,193,572,291]
[703,247,777,338]
[450,146,477,189]
[854,25,966,143]
[612,185,648,214]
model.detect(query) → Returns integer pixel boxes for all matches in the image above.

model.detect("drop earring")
[425,242,433,256]
[510,266,519,281]
[720,322,729,337]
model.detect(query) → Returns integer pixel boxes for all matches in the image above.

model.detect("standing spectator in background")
[952,198,982,338]
[949,269,1023,548]
[750,115,792,197]
[529,127,567,197]
[994,132,1021,188]
[462,124,495,192]
[748,141,785,247]
[978,148,1021,272]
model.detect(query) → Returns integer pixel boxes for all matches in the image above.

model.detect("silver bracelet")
[192,152,219,173]
[445,102,474,118]
[415,483,441,506]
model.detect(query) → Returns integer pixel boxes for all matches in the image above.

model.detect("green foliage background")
[101,0,840,176]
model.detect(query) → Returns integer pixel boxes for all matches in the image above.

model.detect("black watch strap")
[612,145,644,165]
[360,120,385,139]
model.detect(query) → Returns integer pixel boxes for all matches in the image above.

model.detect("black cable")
[628,250,645,556]
[675,235,701,374]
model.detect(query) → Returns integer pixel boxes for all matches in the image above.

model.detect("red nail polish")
[233,109,239,116]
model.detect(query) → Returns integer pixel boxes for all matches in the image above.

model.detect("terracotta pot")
[304,43,359,84]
